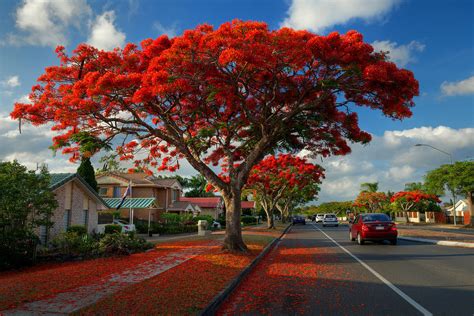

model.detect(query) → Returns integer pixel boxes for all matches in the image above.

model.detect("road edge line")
[311,224,433,316]
[398,236,474,248]
[198,224,292,316]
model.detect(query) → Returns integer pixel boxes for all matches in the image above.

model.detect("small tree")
[183,174,215,197]
[77,157,98,191]
[11,21,418,251]
[424,162,474,225]
[0,161,57,268]
[354,191,388,213]
[246,154,324,229]
[360,182,379,193]
[390,191,441,223]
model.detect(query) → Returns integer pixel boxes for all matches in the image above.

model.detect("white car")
[113,219,136,233]
[322,214,339,227]
[315,214,325,223]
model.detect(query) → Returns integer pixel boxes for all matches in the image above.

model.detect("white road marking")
[310,223,433,316]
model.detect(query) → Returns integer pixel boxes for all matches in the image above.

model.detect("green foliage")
[77,158,98,191]
[305,201,353,215]
[104,224,122,234]
[96,153,126,174]
[67,225,88,236]
[181,174,215,197]
[192,215,214,223]
[360,182,379,193]
[424,161,474,198]
[404,182,424,191]
[0,161,57,269]
[241,215,257,225]
[161,213,182,224]
[50,231,152,258]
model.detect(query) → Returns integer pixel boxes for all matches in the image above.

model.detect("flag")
[116,182,131,210]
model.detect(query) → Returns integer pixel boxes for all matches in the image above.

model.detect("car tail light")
[361,224,369,231]
[390,224,397,231]
[124,226,129,230]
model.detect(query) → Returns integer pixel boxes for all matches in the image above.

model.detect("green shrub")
[0,230,39,270]
[67,225,88,236]
[51,232,100,258]
[241,215,257,225]
[104,224,122,234]
[161,213,181,224]
[99,233,153,255]
[193,215,214,224]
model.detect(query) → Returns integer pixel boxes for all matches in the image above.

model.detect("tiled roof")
[97,172,181,188]
[148,177,180,187]
[167,201,197,211]
[179,197,255,209]
[180,197,221,208]
[103,198,157,209]
[49,173,107,207]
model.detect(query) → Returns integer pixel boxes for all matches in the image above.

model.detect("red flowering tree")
[11,20,418,251]
[353,191,388,212]
[246,154,324,228]
[390,191,441,223]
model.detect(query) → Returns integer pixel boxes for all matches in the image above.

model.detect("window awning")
[103,198,157,209]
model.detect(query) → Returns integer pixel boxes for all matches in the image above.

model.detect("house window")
[83,210,89,227]
[171,189,178,202]
[39,225,48,245]
[113,186,121,198]
[99,187,108,196]
[63,209,71,231]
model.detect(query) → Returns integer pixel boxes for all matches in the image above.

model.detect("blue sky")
[0,0,473,202]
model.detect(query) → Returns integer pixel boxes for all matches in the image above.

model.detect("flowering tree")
[11,20,418,251]
[353,191,388,212]
[390,191,441,223]
[246,154,324,228]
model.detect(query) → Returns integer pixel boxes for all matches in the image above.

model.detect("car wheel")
[322,224,326,227]
[357,233,365,245]
[349,231,355,241]
[390,238,397,245]
[335,224,339,227]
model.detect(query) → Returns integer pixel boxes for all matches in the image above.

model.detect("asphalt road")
[221,222,474,316]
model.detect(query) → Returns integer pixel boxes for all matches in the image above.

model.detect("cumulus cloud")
[87,11,126,51]
[5,0,91,46]
[1,75,21,88]
[371,40,425,67]
[441,76,474,96]
[281,0,399,33]
[303,126,474,203]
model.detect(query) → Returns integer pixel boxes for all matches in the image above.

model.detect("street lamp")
[414,143,457,225]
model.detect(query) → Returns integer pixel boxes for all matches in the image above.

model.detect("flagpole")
[129,180,133,226]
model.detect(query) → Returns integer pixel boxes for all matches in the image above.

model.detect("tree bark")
[222,188,248,252]
[467,191,473,226]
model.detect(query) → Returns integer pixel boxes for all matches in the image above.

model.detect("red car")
[349,213,397,245]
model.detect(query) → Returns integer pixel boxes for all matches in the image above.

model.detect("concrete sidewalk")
[397,226,474,246]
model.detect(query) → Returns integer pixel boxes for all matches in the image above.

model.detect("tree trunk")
[222,189,248,252]
[405,211,410,223]
[261,206,275,229]
[467,191,473,226]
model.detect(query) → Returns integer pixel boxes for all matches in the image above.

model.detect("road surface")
[219,222,474,315]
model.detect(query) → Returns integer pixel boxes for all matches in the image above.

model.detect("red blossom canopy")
[390,191,441,204]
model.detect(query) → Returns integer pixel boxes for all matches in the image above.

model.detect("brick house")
[41,173,108,243]
[96,172,198,222]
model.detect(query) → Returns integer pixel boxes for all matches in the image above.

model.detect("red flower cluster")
[353,192,388,212]
[390,191,441,204]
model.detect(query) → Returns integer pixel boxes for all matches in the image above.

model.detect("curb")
[199,224,292,316]
[399,236,474,248]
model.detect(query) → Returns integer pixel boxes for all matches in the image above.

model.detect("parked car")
[113,219,136,233]
[292,215,306,225]
[349,213,397,245]
[315,214,325,223]
[322,214,339,227]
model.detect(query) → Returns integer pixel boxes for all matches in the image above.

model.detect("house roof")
[103,198,157,209]
[49,173,108,207]
[179,197,255,209]
[167,201,198,211]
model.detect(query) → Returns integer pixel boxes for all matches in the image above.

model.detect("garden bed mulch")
[0,225,286,315]
[0,239,218,312]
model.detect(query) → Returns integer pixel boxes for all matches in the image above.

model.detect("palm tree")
[360,182,379,193]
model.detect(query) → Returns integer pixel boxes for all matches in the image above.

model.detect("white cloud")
[371,40,425,67]
[441,76,474,96]
[87,11,126,51]
[303,126,474,203]
[1,75,21,88]
[153,21,178,38]
[282,0,399,33]
[6,0,91,46]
